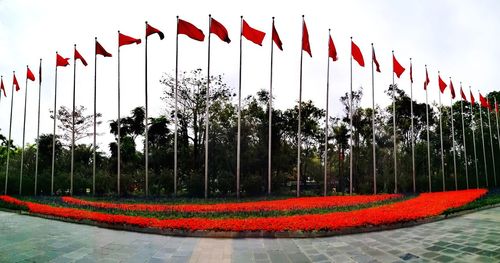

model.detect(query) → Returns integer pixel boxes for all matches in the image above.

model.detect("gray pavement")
[0,207,499,262]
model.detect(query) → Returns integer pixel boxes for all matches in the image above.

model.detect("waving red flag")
[301,20,312,57]
[0,78,5,97]
[146,23,164,40]
[13,73,20,91]
[27,67,35,81]
[178,19,205,41]
[372,46,380,72]
[56,53,70,67]
[460,86,467,101]
[393,54,405,78]
[119,32,141,46]
[96,41,112,57]
[424,67,430,90]
[328,34,337,61]
[479,93,489,109]
[242,19,265,46]
[438,75,447,93]
[449,79,456,99]
[351,40,364,67]
[75,48,88,66]
[210,17,230,43]
[470,90,475,106]
[272,22,283,51]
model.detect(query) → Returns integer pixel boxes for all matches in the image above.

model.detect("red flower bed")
[61,194,402,213]
[0,189,487,232]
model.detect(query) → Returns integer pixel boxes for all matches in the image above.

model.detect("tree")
[50,106,102,147]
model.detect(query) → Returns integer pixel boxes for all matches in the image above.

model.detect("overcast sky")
[0,0,499,155]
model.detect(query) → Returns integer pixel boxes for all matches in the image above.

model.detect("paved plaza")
[0,207,499,262]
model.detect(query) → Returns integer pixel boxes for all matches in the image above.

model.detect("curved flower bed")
[61,194,402,213]
[0,189,486,233]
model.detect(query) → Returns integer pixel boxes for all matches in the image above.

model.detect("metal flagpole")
[51,55,58,196]
[205,15,212,199]
[70,44,77,196]
[117,32,121,196]
[35,59,42,195]
[410,58,415,193]
[20,66,29,195]
[371,44,376,194]
[392,51,397,194]
[487,104,497,186]
[460,83,469,189]
[478,99,489,187]
[174,18,179,196]
[4,72,15,194]
[297,16,305,197]
[93,38,97,196]
[471,87,479,188]
[237,16,243,199]
[145,22,149,196]
[268,17,275,195]
[349,37,353,195]
[438,72,445,191]
[425,65,431,192]
[450,78,457,190]
[496,98,500,182]
[324,29,331,196]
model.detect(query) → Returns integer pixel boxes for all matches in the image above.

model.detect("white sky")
[0,0,499,155]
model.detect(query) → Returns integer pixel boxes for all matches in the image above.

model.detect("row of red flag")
[1,17,498,113]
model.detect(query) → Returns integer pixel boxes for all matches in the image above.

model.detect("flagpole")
[35,59,42,195]
[297,15,305,197]
[478,98,488,187]
[51,54,58,196]
[371,43,376,194]
[93,38,97,196]
[205,15,212,199]
[236,16,243,199]
[20,66,29,195]
[471,87,479,188]
[460,84,469,189]
[410,58,415,193]
[450,78,457,190]
[70,44,77,196]
[174,18,179,197]
[4,72,15,195]
[392,50,397,194]
[145,22,149,196]
[487,104,497,186]
[268,17,275,196]
[349,37,353,195]
[324,29,331,196]
[425,65,431,192]
[496,98,500,183]
[117,31,121,196]
[438,71,445,191]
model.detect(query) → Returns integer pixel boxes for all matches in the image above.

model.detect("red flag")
[0,78,5,97]
[410,61,413,83]
[96,41,112,57]
[74,48,88,66]
[449,79,456,99]
[479,92,489,109]
[210,17,230,43]
[351,40,364,67]
[460,86,467,101]
[146,23,164,40]
[27,67,35,81]
[56,53,70,67]
[424,67,430,90]
[301,20,312,57]
[372,46,380,72]
[393,54,405,78]
[178,19,205,41]
[470,90,475,106]
[13,73,20,91]
[438,75,447,93]
[328,34,337,61]
[119,32,141,46]
[242,19,265,46]
[272,22,283,51]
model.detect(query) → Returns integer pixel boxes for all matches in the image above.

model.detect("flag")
[119,32,141,46]
[178,19,205,41]
[56,53,70,67]
[301,20,312,57]
[479,92,489,109]
[272,23,283,51]
[27,67,35,81]
[460,86,467,101]
[13,73,20,91]
[393,54,405,78]
[96,41,112,57]
[210,18,230,43]
[74,49,88,66]
[470,90,475,106]
[146,23,165,40]
[424,67,430,90]
[410,61,413,83]
[372,46,380,72]
[0,78,5,97]
[242,19,265,46]
[438,75,447,93]
[351,41,364,67]
[449,79,456,99]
